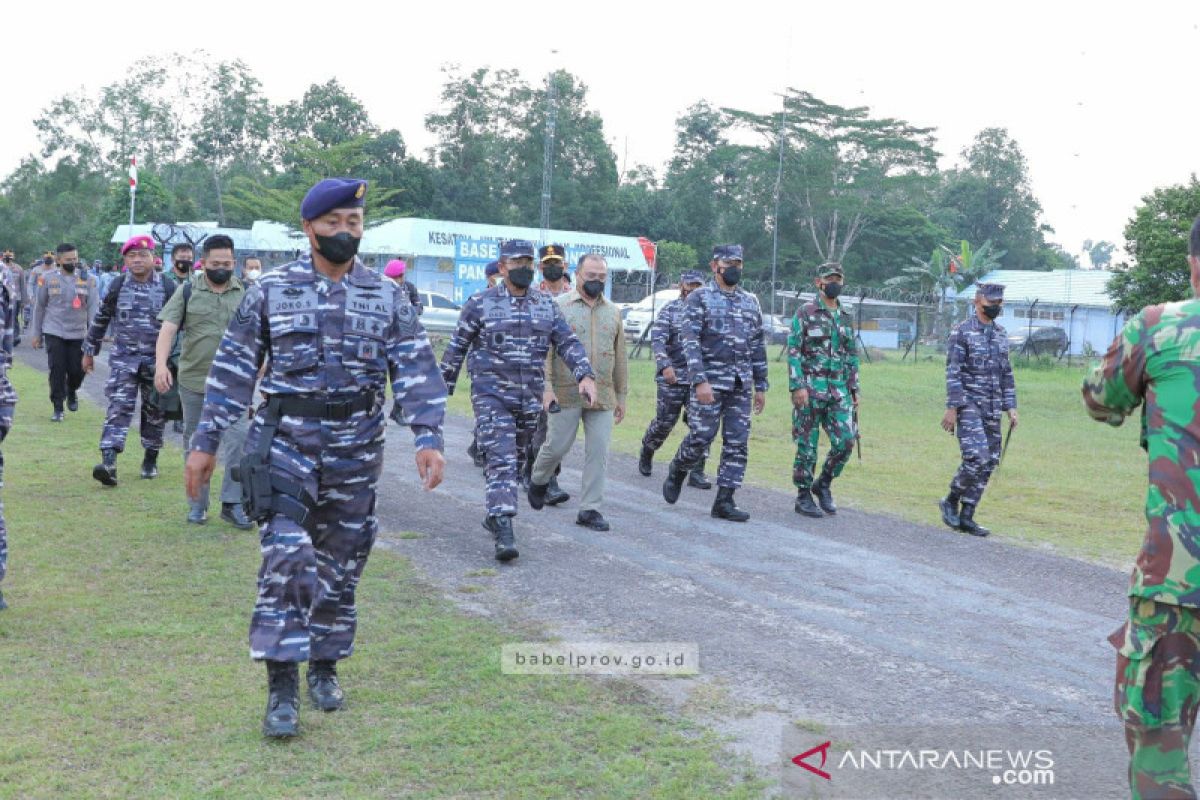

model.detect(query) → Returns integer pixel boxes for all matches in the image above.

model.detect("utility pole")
[539,57,559,240]
[769,95,788,316]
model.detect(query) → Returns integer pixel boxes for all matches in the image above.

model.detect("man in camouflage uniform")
[789,262,859,518]
[466,259,502,470]
[522,243,572,504]
[83,234,174,485]
[638,269,711,488]
[1084,215,1200,800]
[186,178,447,739]
[0,262,18,611]
[661,244,768,521]
[441,239,595,561]
[30,242,98,421]
[938,282,1017,537]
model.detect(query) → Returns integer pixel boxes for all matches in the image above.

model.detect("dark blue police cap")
[484,260,500,277]
[500,239,535,259]
[680,269,704,285]
[538,244,566,262]
[300,178,367,221]
[712,244,744,261]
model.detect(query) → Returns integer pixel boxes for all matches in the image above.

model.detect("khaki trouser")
[531,406,613,513]
[180,385,248,510]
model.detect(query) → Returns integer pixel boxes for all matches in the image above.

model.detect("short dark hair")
[202,234,235,255]
[56,242,77,254]
[577,252,607,270]
[172,243,194,256]
[1190,215,1200,258]
[244,255,262,265]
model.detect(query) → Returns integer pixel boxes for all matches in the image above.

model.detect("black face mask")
[174,260,193,273]
[541,264,564,282]
[60,262,77,273]
[582,279,605,299]
[314,232,361,264]
[720,266,742,286]
[2,257,11,264]
[205,268,233,285]
[507,267,534,289]
[822,282,843,300]
[981,304,1001,320]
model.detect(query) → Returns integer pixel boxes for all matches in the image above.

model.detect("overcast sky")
[4,0,1198,263]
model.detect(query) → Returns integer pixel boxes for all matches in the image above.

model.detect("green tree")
[277,79,377,152]
[652,240,701,282]
[1106,176,1200,313]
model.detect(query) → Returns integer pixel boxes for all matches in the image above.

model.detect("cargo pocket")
[1110,598,1190,729]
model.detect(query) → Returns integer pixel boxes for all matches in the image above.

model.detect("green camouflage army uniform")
[1083,298,1200,800]
[789,298,859,490]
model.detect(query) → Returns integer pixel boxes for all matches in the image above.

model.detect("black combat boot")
[938,492,961,529]
[638,445,654,477]
[263,660,300,738]
[711,487,750,522]
[795,489,824,518]
[51,405,64,422]
[67,391,78,412]
[545,476,570,506]
[528,481,548,510]
[306,659,344,712]
[483,515,519,561]
[957,503,991,537]
[688,458,713,489]
[813,469,837,515]
[92,448,118,486]
[662,460,687,504]
[221,502,253,530]
[140,448,159,479]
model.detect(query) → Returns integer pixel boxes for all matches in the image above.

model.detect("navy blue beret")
[500,239,535,259]
[301,178,367,220]
[712,244,744,261]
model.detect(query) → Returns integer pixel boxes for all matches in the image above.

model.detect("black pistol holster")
[235,391,376,527]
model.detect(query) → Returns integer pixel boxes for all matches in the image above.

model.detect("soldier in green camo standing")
[1083,214,1200,800]
[789,262,859,518]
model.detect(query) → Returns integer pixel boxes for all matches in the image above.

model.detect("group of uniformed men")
[0,175,1020,742]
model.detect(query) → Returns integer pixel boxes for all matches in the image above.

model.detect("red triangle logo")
[792,740,832,780]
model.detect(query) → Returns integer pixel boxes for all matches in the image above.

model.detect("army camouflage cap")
[818,262,844,278]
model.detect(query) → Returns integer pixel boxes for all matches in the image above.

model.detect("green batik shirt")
[1083,299,1200,607]
[788,299,859,402]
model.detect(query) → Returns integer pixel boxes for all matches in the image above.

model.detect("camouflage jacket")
[83,272,173,359]
[650,297,690,384]
[191,255,447,455]
[1082,300,1200,607]
[0,273,17,429]
[945,316,1016,412]
[787,299,859,399]
[681,281,769,393]
[440,282,593,399]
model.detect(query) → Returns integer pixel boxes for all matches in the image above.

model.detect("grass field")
[0,364,764,799]
[444,344,1147,567]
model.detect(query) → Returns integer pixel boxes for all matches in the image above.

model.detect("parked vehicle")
[418,291,461,333]
[1007,326,1068,356]
[622,289,683,342]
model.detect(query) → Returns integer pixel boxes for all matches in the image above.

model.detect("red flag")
[638,236,657,270]
[129,156,138,189]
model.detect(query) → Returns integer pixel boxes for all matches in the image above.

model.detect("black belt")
[268,391,376,421]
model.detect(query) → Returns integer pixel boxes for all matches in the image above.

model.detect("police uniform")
[31,265,98,418]
[789,262,859,517]
[191,178,447,737]
[940,282,1016,536]
[84,235,174,484]
[0,266,17,610]
[523,244,571,503]
[662,245,768,521]
[3,251,24,338]
[441,239,593,560]
[24,258,53,330]
[638,269,711,487]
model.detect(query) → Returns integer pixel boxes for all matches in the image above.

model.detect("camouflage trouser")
[1111,598,1200,800]
[0,449,6,585]
[673,384,751,489]
[473,391,540,516]
[100,354,165,453]
[949,405,1001,506]
[792,394,856,490]
[246,409,385,663]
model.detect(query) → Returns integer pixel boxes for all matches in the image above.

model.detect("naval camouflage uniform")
[0,269,17,608]
[1084,293,1200,800]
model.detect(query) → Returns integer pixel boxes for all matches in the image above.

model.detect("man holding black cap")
[790,262,859,518]
[441,239,596,561]
[662,244,768,521]
[186,177,447,739]
[938,281,1017,537]
[30,242,98,421]
[639,269,712,488]
[83,234,175,485]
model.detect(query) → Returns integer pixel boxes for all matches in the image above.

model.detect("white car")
[621,289,682,343]
[418,291,461,333]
